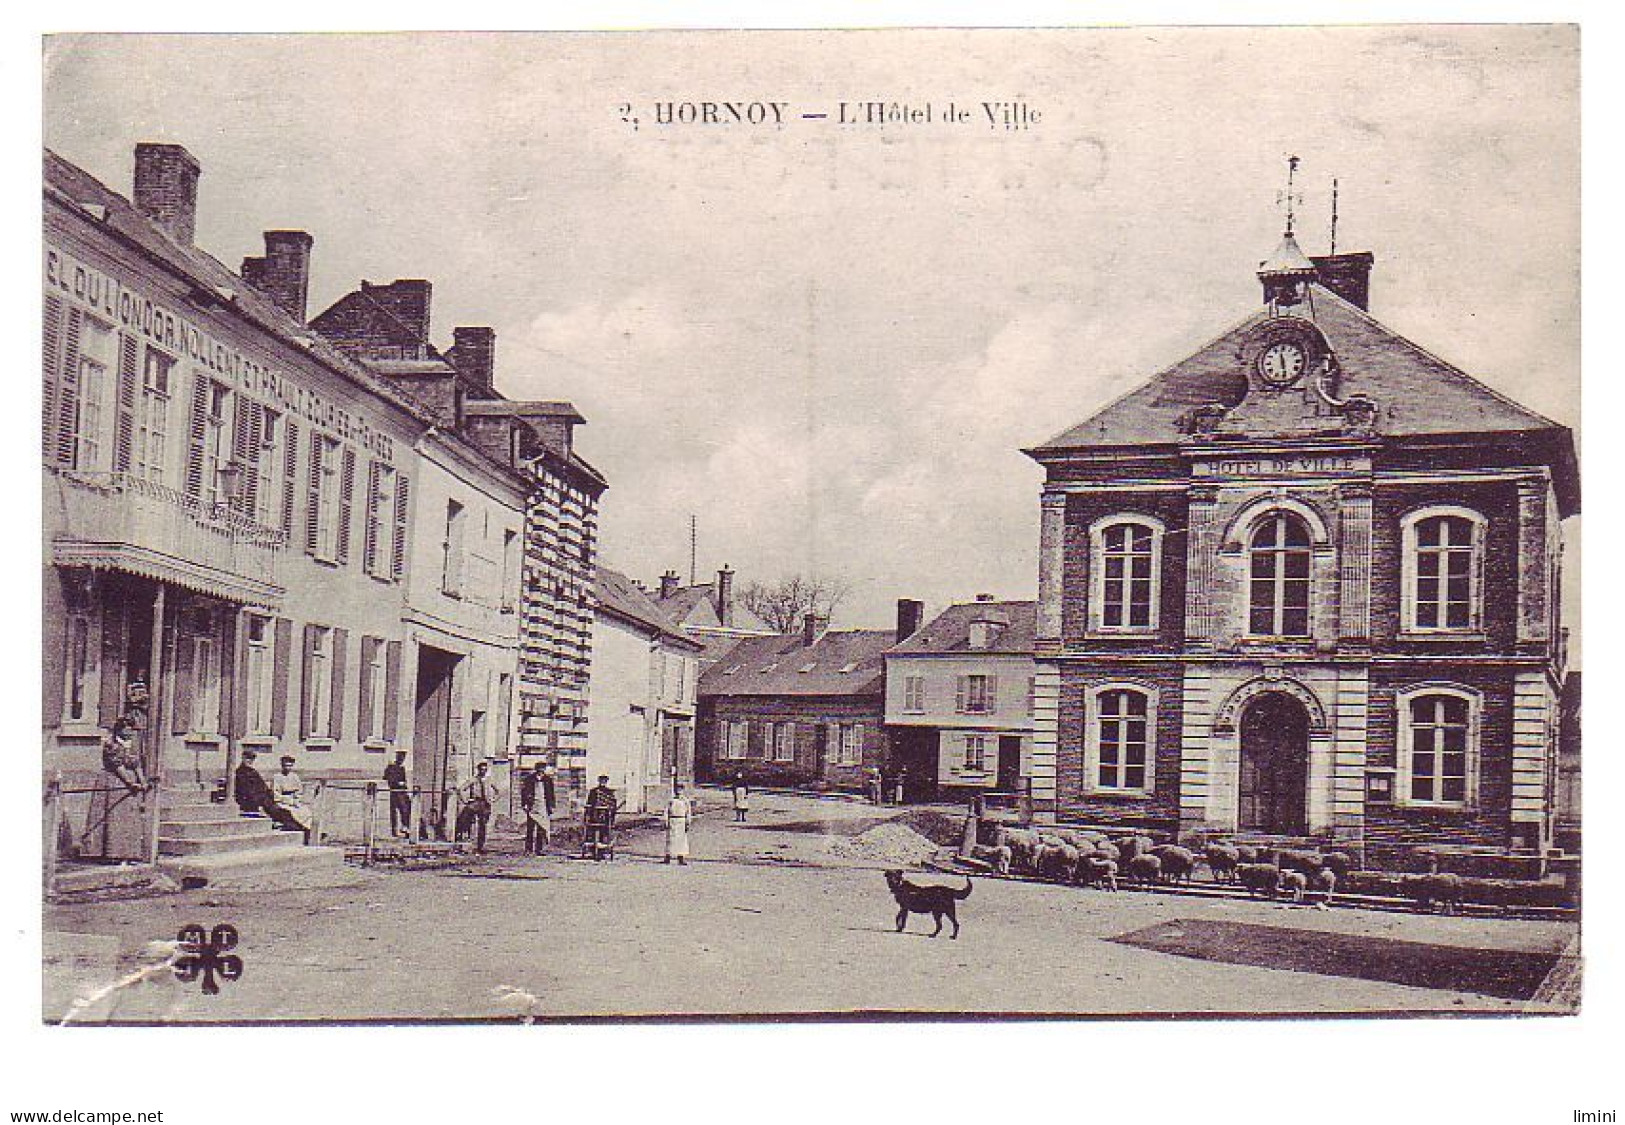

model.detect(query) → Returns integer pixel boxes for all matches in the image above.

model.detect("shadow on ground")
[1111,918,1560,1001]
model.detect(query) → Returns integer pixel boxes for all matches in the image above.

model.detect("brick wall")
[1061,490,1189,652]
[1052,659,1185,835]
[698,695,885,790]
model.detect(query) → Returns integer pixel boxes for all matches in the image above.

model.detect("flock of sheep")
[970,827,1356,908]
[967,826,1491,913]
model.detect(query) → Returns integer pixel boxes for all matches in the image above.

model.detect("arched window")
[1086,685,1155,794]
[1402,508,1485,633]
[1397,687,1479,808]
[1089,516,1163,633]
[1248,513,1312,636]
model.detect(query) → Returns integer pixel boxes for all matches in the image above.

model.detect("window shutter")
[358,636,377,741]
[112,334,138,473]
[391,473,411,582]
[270,617,293,738]
[304,431,322,555]
[382,639,401,741]
[182,373,209,498]
[281,420,300,539]
[362,462,382,576]
[336,447,356,565]
[227,396,257,514]
[298,624,317,739]
[43,294,64,457]
[329,627,348,741]
[98,606,126,728]
[988,675,1000,712]
[172,631,194,735]
[955,675,967,714]
[54,307,84,467]
[241,403,262,519]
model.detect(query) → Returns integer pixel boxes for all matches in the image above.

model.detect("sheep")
[1116,835,1155,865]
[1237,862,1282,898]
[996,827,1041,873]
[1234,844,1260,865]
[1320,851,1356,879]
[969,843,1013,875]
[1204,843,1241,883]
[1151,845,1197,885]
[1077,855,1119,891]
[1278,869,1309,903]
[1092,841,1121,863]
[1311,866,1338,908]
[1126,852,1163,886]
[1406,872,1465,914]
[1035,842,1080,883]
[1276,848,1325,878]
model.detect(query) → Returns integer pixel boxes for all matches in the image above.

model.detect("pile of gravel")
[825,822,942,867]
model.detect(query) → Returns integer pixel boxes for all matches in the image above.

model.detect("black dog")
[885,870,973,939]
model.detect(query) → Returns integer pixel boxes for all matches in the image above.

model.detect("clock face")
[1258,340,1307,386]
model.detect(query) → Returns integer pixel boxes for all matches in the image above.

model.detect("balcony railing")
[50,470,288,598]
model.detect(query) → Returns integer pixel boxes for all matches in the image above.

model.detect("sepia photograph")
[34,24,1584,1033]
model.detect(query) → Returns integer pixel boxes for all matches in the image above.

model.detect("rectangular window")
[75,320,116,471]
[958,674,995,714]
[244,614,275,735]
[1101,523,1155,628]
[305,626,333,738]
[359,637,387,740]
[964,734,987,772]
[838,724,863,766]
[364,462,398,579]
[133,347,174,483]
[442,499,466,596]
[190,633,221,734]
[1407,694,1472,806]
[254,409,282,529]
[312,434,342,559]
[903,675,926,712]
[199,379,232,508]
[1096,689,1150,791]
[64,613,93,723]
[723,721,746,760]
[771,721,795,762]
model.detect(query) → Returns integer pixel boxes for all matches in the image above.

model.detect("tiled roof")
[699,629,893,698]
[594,565,700,649]
[1031,283,1568,451]
[888,600,1037,656]
[657,585,717,625]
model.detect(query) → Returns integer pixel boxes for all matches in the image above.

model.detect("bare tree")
[739,574,852,633]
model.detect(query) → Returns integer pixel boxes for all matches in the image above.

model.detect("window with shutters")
[311,434,342,561]
[720,721,746,760]
[305,626,333,739]
[1089,516,1163,632]
[133,347,174,483]
[1086,684,1155,794]
[1397,687,1479,808]
[1401,508,1485,634]
[957,673,995,714]
[243,614,275,735]
[837,723,862,766]
[442,499,467,597]
[1247,512,1313,637]
[364,462,398,579]
[963,734,987,772]
[63,612,94,723]
[390,473,411,583]
[253,409,282,530]
[189,632,221,735]
[359,637,387,741]
[903,675,926,712]
[74,319,116,472]
[198,378,232,508]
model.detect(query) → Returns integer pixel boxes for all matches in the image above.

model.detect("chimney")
[802,612,829,647]
[658,570,681,600]
[452,327,497,396]
[363,279,433,345]
[896,598,924,642]
[716,566,736,627]
[241,230,314,322]
[1311,252,1375,312]
[968,599,1011,651]
[133,143,201,246]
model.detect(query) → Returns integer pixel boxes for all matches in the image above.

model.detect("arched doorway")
[1238,692,1310,834]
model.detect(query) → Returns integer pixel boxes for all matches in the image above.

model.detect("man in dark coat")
[234,750,302,832]
[383,751,412,838]
[583,774,618,860]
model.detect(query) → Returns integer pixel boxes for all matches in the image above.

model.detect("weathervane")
[1276,155,1304,238]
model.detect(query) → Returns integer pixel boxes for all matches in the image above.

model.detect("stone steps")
[157,843,347,889]
[158,815,276,841]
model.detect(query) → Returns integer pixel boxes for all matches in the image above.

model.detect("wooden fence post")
[43,773,64,897]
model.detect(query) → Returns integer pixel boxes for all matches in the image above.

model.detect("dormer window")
[1088,516,1164,634]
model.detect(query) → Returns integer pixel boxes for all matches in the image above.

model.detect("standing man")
[893,767,908,806]
[664,782,693,866]
[520,762,554,856]
[460,761,495,854]
[866,765,883,807]
[383,750,412,839]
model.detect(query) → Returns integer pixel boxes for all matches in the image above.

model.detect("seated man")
[234,750,304,834]
[101,680,152,796]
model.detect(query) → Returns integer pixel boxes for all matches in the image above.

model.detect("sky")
[42,27,1580,634]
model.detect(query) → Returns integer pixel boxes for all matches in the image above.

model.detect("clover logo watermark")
[174,923,243,996]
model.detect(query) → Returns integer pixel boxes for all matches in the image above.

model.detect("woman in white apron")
[663,784,693,865]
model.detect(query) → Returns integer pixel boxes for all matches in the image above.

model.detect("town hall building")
[1024,215,1577,867]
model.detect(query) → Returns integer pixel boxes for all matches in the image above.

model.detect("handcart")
[581,804,617,861]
